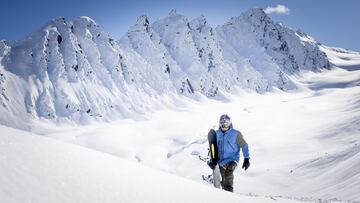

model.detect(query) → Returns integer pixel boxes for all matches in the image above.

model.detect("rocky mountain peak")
[136,15,150,27]
[169,9,177,16]
[75,16,98,27]
[189,15,208,31]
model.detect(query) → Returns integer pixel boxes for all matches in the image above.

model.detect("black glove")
[242,158,250,171]
[207,161,216,170]
[224,161,237,172]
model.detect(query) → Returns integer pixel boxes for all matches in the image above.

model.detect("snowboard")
[207,129,221,188]
[208,129,218,164]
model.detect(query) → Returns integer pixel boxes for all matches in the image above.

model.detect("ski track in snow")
[167,138,207,158]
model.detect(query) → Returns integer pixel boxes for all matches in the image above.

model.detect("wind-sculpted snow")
[0,8,338,126]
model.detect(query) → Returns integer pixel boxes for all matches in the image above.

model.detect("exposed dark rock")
[57,35,62,44]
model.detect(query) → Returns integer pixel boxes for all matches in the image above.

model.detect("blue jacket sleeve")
[242,144,250,159]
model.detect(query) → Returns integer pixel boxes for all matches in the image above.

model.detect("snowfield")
[2,64,359,202]
[2,125,299,203]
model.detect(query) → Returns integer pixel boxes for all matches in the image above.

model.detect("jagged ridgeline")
[0,8,330,127]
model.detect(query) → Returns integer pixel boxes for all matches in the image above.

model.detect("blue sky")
[1,0,359,51]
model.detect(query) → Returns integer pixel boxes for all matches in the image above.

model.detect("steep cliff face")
[0,41,10,109]
[218,8,330,75]
[119,14,192,96]
[0,17,170,128]
[188,15,269,95]
[0,8,334,126]
[150,10,270,96]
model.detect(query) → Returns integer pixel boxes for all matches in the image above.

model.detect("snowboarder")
[207,114,250,192]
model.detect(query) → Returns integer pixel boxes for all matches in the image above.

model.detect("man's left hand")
[242,158,250,171]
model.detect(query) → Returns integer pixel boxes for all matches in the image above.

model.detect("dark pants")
[219,166,234,192]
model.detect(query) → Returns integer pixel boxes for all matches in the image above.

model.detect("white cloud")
[264,5,290,15]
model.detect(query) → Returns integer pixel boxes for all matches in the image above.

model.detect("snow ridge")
[0,8,342,127]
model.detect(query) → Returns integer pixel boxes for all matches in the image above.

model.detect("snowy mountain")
[216,8,330,88]
[218,8,330,74]
[0,8,342,128]
[0,16,179,129]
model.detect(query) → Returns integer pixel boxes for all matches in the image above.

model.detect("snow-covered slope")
[0,124,303,203]
[320,45,360,71]
[8,63,359,202]
[30,64,359,202]
[0,8,335,128]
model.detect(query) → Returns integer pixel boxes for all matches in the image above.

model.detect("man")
[208,114,250,192]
